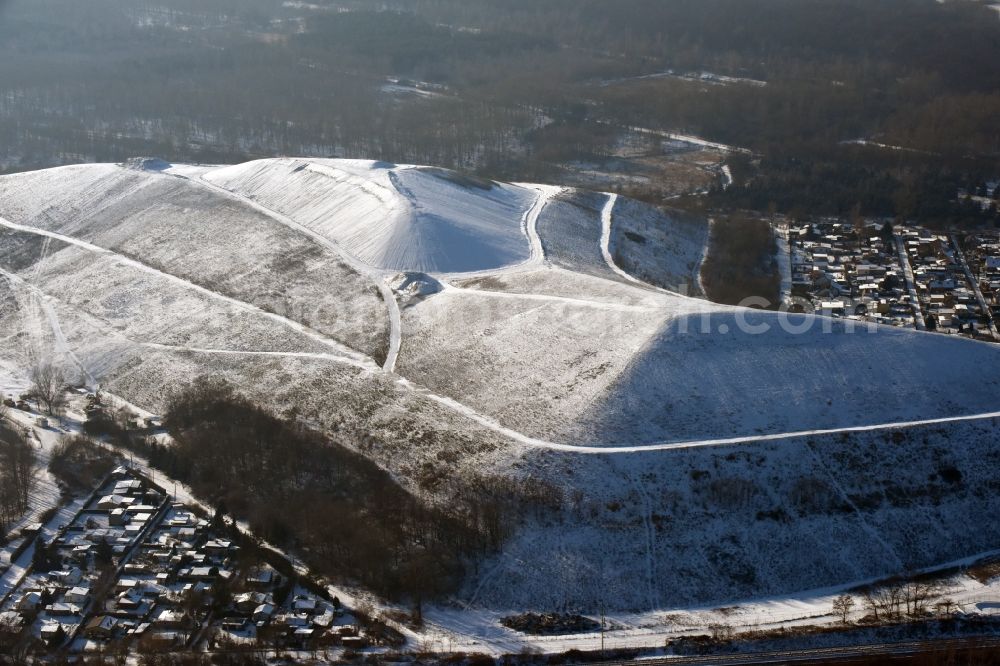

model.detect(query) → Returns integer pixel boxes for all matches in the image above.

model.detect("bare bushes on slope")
[129,377,553,601]
[48,435,120,494]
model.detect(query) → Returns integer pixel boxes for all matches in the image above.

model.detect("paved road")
[950,233,999,340]
[894,235,926,331]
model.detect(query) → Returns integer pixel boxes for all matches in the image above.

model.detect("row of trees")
[0,420,36,537]
[831,577,956,625]
[700,215,780,307]
[2,1,998,228]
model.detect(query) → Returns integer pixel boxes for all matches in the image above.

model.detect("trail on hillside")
[0,216,379,372]
[436,184,558,281]
[6,216,1000,455]
[5,180,1000,457]
[174,171,404,373]
[600,193,705,301]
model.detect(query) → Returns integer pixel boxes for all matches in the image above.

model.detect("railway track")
[590,636,1000,665]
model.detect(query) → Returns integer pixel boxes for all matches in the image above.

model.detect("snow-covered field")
[2,158,1000,617]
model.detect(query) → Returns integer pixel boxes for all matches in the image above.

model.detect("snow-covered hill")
[202,159,538,274]
[2,158,999,614]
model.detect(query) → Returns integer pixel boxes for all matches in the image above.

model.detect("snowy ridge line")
[400,373,1000,454]
[306,161,399,206]
[0,215,380,372]
[173,171,403,374]
[520,184,554,265]
[537,410,1000,454]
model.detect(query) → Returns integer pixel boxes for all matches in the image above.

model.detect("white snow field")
[202,158,538,274]
[3,158,1000,614]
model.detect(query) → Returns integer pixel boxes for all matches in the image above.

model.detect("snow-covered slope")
[609,195,709,296]
[202,159,537,273]
[0,162,390,360]
[468,418,1000,611]
[3,158,1000,616]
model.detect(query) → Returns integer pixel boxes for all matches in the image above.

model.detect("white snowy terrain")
[2,158,1000,613]
[202,158,538,274]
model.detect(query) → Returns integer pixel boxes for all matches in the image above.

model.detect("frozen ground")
[535,188,627,282]
[462,417,1000,610]
[2,159,1000,618]
[0,163,389,359]
[202,158,538,274]
[607,195,709,296]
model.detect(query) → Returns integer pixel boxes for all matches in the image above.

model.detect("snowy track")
[5,164,1000,460]
[176,172,403,372]
[0,215,380,372]
[6,212,1000,457]
[599,193,644,286]
[437,184,558,281]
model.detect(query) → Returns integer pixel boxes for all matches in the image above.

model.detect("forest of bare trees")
[0,421,36,538]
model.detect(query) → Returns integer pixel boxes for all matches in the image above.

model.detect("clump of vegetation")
[501,612,601,635]
[48,435,120,494]
[0,422,35,536]
[700,215,780,307]
[123,377,531,602]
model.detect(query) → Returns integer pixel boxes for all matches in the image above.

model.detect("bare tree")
[832,594,855,624]
[902,577,937,617]
[29,359,66,415]
[0,609,25,654]
[935,599,959,616]
[862,581,905,622]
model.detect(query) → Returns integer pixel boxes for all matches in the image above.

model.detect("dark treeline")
[0,0,998,225]
[107,377,561,602]
[712,149,1000,229]
[701,216,780,307]
[364,0,1000,90]
[0,0,538,173]
[48,435,119,494]
[0,419,34,538]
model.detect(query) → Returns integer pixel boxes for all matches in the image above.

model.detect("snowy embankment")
[202,159,537,274]
[3,159,1000,616]
[606,194,709,296]
[463,416,1000,611]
